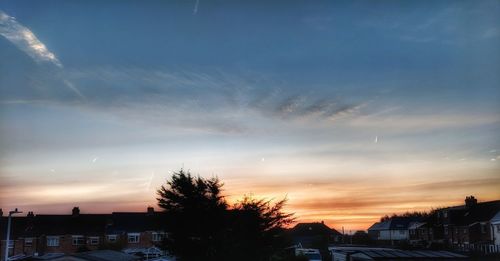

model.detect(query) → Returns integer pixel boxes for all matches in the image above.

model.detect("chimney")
[147,206,154,216]
[465,196,477,208]
[0,208,3,217]
[72,207,80,217]
[27,211,35,218]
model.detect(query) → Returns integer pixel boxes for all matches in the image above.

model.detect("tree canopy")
[157,169,294,261]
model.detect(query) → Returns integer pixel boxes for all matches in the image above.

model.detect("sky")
[0,0,499,231]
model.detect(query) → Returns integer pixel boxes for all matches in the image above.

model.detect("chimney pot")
[72,207,80,217]
[465,196,477,208]
[147,206,154,215]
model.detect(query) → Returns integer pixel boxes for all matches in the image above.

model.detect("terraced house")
[0,207,167,260]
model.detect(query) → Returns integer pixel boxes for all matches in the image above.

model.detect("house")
[491,211,500,246]
[0,207,168,260]
[367,217,421,245]
[288,222,342,248]
[434,196,500,245]
[408,212,445,246]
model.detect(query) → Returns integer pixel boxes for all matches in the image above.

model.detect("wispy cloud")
[193,0,200,15]
[0,10,62,67]
[0,10,87,101]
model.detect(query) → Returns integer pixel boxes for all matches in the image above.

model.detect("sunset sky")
[1,0,499,231]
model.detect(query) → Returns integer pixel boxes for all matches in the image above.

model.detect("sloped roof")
[34,214,110,236]
[445,200,500,226]
[0,216,33,239]
[290,222,342,236]
[491,210,500,224]
[368,217,422,231]
[107,212,167,234]
[0,210,168,239]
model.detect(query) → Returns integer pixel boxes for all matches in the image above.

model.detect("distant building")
[491,211,500,246]
[0,207,168,260]
[370,196,500,252]
[433,196,500,245]
[288,221,342,248]
[367,217,421,245]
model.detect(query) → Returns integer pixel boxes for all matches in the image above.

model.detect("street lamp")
[4,208,22,261]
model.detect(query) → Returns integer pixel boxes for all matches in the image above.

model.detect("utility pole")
[4,208,22,261]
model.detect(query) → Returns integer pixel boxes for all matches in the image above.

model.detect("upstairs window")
[89,237,99,245]
[72,235,85,246]
[481,224,487,234]
[47,236,59,247]
[25,238,33,247]
[152,232,165,242]
[107,235,117,243]
[128,233,140,243]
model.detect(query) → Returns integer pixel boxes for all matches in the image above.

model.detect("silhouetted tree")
[157,169,294,261]
[157,169,227,260]
[380,211,430,222]
[226,196,295,260]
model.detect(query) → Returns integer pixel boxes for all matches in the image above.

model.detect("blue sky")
[1,0,499,229]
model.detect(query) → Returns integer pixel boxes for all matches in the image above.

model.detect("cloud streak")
[0,10,62,67]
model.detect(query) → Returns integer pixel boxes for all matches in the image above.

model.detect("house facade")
[406,196,500,249]
[0,207,167,260]
[368,217,420,245]
[491,211,500,245]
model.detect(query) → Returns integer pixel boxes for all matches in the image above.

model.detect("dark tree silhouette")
[380,211,430,222]
[157,169,227,260]
[157,169,294,261]
[226,196,295,260]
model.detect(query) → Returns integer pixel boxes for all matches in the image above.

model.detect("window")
[497,225,500,233]
[444,228,448,235]
[89,237,99,245]
[399,230,405,235]
[72,235,85,246]
[7,240,14,249]
[152,232,165,242]
[47,236,59,247]
[107,235,117,242]
[25,238,33,247]
[463,228,467,234]
[443,211,448,218]
[481,224,487,234]
[128,233,140,243]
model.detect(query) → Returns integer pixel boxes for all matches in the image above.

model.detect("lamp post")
[4,208,22,261]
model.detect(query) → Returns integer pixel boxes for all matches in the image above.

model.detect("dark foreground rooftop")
[330,246,468,260]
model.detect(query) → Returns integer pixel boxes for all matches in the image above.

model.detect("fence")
[455,243,500,255]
